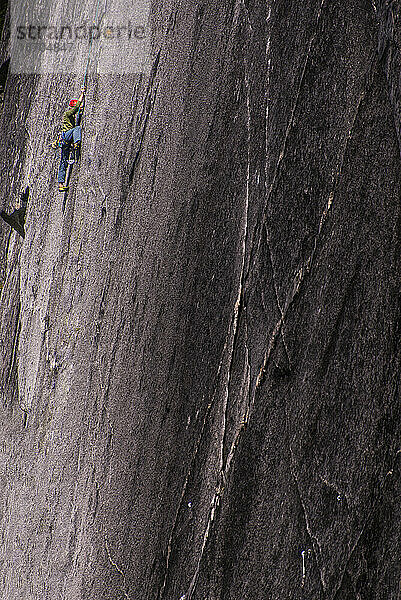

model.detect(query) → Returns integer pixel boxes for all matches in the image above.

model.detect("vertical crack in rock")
[158,336,236,599]
[249,0,327,277]
[220,49,252,477]
[104,536,131,600]
[332,448,401,597]
[255,54,375,392]
[159,8,258,597]
[288,436,325,592]
[183,48,253,600]
[370,0,401,161]
[6,298,20,387]
[129,49,161,185]
[159,280,246,599]
[264,221,292,368]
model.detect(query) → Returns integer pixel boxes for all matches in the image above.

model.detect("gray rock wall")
[0,1,399,598]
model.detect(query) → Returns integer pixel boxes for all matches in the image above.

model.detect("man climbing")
[0,186,29,239]
[57,87,86,192]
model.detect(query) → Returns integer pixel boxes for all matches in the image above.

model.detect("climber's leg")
[58,141,71,184]
[72,126,82,145]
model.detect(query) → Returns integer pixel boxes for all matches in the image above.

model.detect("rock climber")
[56,87,86,192]
[0,186,29,239]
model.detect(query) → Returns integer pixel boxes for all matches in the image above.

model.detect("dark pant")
[57,126,82,183]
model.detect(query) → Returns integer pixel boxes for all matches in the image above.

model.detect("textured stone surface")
[0,1,400,599]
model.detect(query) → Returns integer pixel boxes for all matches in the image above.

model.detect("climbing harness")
[58,131,67,148]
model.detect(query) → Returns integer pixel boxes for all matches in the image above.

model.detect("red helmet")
[69,99,78,107]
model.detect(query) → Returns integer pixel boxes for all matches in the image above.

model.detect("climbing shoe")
[58,184,69,192]
[1,209,25,238]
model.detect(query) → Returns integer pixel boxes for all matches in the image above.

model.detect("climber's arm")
[65,88,86,117]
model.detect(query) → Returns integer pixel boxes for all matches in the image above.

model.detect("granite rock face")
[0,1,400,599]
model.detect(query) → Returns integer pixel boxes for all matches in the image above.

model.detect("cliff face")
[0,1,400,599]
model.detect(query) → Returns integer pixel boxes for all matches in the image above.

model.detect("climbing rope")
[82,0,105,89]
[77,0,106,127]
